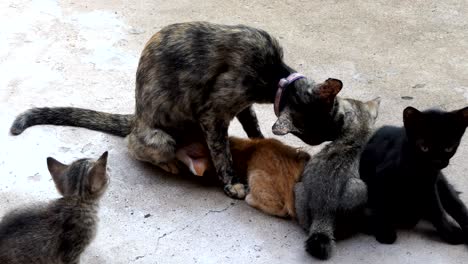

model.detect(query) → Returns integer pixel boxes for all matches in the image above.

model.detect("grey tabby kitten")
[10,21,344,199]
[294,97,380,260]
[0,152,109,264]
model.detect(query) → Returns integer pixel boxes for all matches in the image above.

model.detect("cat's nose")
[432,160,448,169]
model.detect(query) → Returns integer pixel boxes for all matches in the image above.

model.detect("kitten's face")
[47,151,109,199]
[404,107,468,169]
[272,78,344,145]
[339,97,381,130]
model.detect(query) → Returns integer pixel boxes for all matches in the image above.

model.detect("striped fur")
[0,152,109,264]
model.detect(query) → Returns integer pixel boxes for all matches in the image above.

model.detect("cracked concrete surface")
[1,0,468,263]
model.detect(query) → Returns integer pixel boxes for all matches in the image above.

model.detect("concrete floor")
[1,0,468,263]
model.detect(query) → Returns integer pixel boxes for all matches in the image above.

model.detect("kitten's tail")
[305,214,335,260]
[10,107,134,137]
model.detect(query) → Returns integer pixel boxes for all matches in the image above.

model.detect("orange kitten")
[176,137,310,217]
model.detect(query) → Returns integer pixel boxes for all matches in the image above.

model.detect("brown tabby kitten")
[11,21,344,199]
[0,152,109,264]
[175,137,310,218]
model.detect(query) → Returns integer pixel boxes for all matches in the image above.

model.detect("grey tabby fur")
[0,152,109,264]
[294,97,380,260]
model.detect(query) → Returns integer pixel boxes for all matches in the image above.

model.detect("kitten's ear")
[311,78,342,105]
[272,111,294,135]
[88,151,109,194]
[47,157,69,195]
[366,97,381,119]
[455,106,468,127]
[403,106,422,126]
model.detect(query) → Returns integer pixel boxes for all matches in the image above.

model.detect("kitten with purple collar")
[360,106,468,245]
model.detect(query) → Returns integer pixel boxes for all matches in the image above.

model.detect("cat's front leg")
[437,173,468,243]
[200,117,246,199]
[427,183,464,245]
[372,210,397,244]
[294,182,310,228]
[236,105,264,138]
[369,186,397,244]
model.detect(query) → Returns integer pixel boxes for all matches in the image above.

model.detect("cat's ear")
[403,106,422,127]
[47,157,69,195]
[272,111,294,135]
[88,151,109,194]
[455,106,468,127]
[366,97,381,119]
[311,78,342,105]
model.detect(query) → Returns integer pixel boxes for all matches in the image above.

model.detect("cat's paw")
[439,225,464,245]
[461,226,468,244]
[159,162,180,174]
[375,229,397,244]
[305,233,334,260]
[224,183,247,200]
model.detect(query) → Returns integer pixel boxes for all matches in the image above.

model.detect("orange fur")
[176,137,309,217]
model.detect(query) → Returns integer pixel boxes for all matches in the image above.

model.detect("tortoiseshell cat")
[11,22,344,199]
[360,106,468,245]
[0,152,109,264]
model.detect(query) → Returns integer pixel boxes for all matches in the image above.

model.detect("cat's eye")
[420,145,429,152]
[444,146,454,152]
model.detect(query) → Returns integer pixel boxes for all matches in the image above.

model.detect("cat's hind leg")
[246,169,289,217]
[437,173,468,243]
[426,180,463,245]
[126,121,179,174]
[339,178,368,211]
[334,178,368,239]
[175,144,211,176]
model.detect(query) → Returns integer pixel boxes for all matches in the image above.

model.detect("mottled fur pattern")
[11,22,344,199]
[11,107,133,137]
[294,97,381,260]
[360,106,468,245]
[0,152,109,264]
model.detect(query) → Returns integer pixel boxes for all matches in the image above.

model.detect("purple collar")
[274,73,306,117]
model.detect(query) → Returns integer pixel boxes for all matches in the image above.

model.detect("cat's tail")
[10,107,134,137]
[305,214,335,260]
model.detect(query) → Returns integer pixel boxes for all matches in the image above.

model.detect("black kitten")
[360,106,468,245]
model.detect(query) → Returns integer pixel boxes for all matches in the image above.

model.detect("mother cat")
[11,22,343,199]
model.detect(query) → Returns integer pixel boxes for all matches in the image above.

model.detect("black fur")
[360,106,468,245]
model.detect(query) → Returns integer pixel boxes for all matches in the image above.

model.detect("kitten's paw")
[224,183,247,200]
[159,162,180,174]
[305,233,334,260]
[375,229,397,244]
[439,225,464,245]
